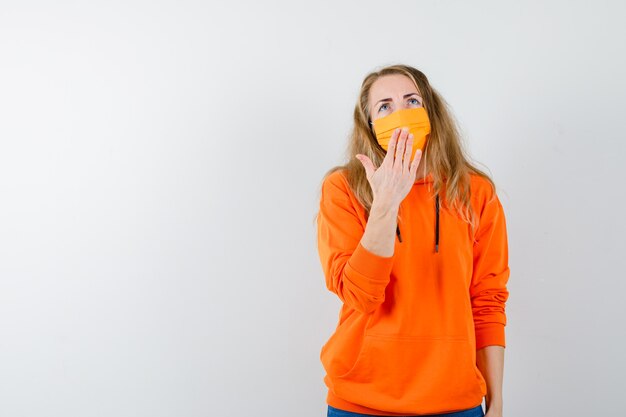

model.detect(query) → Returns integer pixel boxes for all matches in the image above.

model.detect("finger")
[403,133,414,175]
[410,149,422,178]
[394,128,409,171]
[356,154,376,178]
[382,128,400,167]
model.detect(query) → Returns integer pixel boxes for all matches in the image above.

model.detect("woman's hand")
[356,127,422,209]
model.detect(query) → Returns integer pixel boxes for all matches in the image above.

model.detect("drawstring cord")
[395,193,440,253]
[435,194,440,253]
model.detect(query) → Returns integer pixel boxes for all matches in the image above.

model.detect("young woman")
[316,64,510,417]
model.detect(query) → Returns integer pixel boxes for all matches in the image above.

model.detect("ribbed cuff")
[340,242,395,313]
[349,242,394,275]
[475,323,505,350]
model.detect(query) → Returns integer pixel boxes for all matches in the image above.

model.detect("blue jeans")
[327,404,484,417]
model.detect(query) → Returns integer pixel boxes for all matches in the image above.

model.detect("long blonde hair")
[317,64,495,232]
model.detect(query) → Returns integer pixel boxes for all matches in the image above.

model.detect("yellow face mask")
[371,107,431,161]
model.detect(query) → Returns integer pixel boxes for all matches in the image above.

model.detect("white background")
[1,1,625,416]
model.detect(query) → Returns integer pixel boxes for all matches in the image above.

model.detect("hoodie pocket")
[332,334,373,380]
[334,333,485,412]
[333,334,373,379]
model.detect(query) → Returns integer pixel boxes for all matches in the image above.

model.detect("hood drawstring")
[435,194,440,253]
[395,193,440,253]
[396,224,403,243]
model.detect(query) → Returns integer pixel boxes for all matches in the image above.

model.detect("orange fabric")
[316,170,510,415]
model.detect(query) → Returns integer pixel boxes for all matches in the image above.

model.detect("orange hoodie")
[316,169,510,416]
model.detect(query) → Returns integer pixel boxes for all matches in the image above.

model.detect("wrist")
[370,200,400,216]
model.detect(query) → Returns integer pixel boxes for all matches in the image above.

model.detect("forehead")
[369,74,420,101]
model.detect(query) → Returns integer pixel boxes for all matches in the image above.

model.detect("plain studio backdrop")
[1,1,625,416]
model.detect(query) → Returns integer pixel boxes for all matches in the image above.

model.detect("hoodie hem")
[327,390,484,416]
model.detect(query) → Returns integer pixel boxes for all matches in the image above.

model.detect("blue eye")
[379,103,389,112]
[409,98,421,106]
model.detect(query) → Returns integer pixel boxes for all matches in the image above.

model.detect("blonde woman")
[316,64,509,417]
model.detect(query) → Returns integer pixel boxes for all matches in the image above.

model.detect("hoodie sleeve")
[316,172,395,314]
[470,190,510,350]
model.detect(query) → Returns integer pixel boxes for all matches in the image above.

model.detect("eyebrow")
[375,93,422,108]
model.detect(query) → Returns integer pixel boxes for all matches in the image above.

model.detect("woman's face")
[368,74,424,123]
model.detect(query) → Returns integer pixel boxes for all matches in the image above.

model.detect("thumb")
[355,154,375,178]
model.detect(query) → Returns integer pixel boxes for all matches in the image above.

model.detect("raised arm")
[316,173,398,314]
[317,128,420,314]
